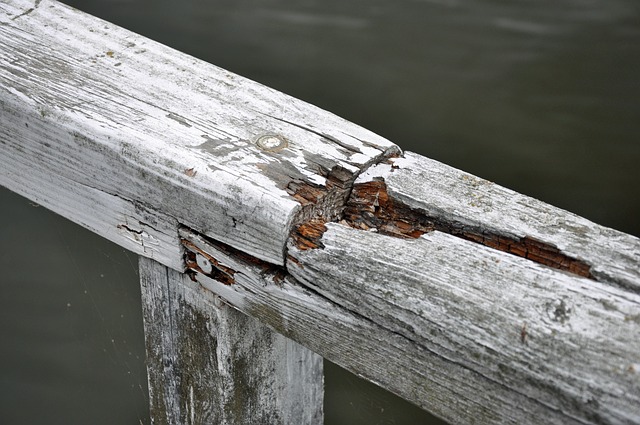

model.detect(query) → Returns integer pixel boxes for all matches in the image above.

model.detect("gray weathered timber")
[359,152,640,291]
[183,225,640,425]
[2,0,639,424]
[0,149,183,270]
[287,226,640,425]
[180,228,507,424]
[139,257,323,424]
[0,0,398,267]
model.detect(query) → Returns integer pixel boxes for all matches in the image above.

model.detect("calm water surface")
[1,0,639,423]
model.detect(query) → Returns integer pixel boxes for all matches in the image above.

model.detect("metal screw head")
[255,134,288,152]
[196,253,213,274]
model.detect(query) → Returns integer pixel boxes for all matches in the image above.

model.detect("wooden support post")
[139,257,323,424]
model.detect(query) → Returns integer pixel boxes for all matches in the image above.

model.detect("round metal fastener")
[196,253,213,274]
[255,134,288,152]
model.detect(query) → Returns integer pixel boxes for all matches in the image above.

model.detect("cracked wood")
[344,180,593,278]
[0,0,398,268]
[183,224,640,425]
[367,153,640,291]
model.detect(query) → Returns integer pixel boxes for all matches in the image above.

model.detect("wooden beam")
[356,152,640,291]
[139,256,323,424]
[2,1,639,424]
[0,0,398,268]
[180,147,640,424]
[288,225,640,424]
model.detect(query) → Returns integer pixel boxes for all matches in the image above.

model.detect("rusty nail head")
[255,134,288,152]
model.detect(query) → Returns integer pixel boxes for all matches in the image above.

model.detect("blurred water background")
[1,0,639,423]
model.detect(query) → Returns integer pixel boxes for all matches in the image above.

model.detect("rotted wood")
[343,179,595,277]
[181,149,640,425]
[354,153,639,290]
[0,0,398,268]
[288,224,639,425]
[285,153,640,424]
[2,1,639,424]
[139,256,323,425]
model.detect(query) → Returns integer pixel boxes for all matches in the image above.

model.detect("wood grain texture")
[287,224,640,425]
[358,152,640,291]
[0,143,183,270]
[3,1,639,424]
[139,256,323,425]
[180,228,504,424]
[182,226,640,425]
[0,0,398,266]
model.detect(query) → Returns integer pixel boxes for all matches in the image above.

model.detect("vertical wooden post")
[139,257,323,424]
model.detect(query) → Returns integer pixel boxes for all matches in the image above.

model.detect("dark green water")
[1,0,639,423]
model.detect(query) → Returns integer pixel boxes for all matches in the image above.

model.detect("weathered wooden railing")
[1,1,639,424]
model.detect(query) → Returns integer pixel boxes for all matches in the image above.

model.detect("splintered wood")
[343,180,434,238]
[3,1,639,423]
[332,179,592,279]
[474,235,592,278]
[291,218,328,250]
[286,164,362,231]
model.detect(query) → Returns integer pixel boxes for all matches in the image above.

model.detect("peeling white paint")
[0,0,399,265]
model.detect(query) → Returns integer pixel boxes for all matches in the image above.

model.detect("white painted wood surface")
[0,153,183,270]
[140,256,323,424]
[288,225,640,425]
[182,214,640,424]
[2,1,639,424]
[0,0,398,267]
[360,152,640,291]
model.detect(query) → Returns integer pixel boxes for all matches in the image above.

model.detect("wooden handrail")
[1,1,638,424]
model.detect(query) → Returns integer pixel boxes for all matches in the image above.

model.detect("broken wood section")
[182,219,640,425]
[0,0,399,267]
[281,151,640,424]
[290,152,609,281]
[345,180,593,278]
[351,152,640,290]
